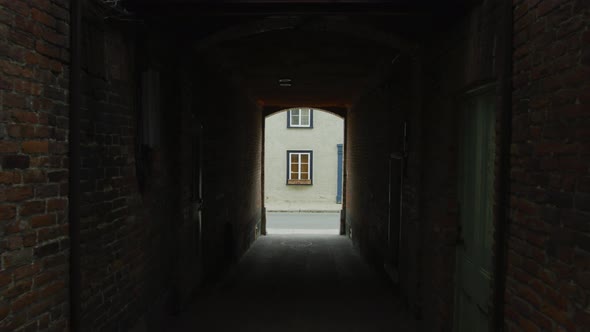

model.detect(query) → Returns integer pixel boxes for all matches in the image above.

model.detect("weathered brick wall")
[0,0,70,330]
[77,18,204,329]
[169,54,205,313]
[345,57,409,266]
[345,48,428,324]
[78,10,147,330]
[345,93,393,264]
[505,0,590,330]
[192,55,263,282]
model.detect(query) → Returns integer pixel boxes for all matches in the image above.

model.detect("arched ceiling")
[121,0,472,107]
[200,20,403,106]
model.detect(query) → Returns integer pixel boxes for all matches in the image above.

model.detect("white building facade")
[264,108,344,211]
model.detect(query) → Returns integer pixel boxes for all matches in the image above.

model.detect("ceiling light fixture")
[278,78,292,87]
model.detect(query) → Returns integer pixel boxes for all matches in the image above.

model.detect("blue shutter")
[336,144,343,203]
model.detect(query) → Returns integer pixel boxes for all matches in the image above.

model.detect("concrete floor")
[170,234,416,332]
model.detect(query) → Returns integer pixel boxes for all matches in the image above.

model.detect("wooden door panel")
[454,90,495,332]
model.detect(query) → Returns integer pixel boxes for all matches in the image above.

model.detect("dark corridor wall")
[345,1,512,331]
[346,1,590,331]
[76,7,263,331]
[191,52,263,283]
[345,54,414,270]
[0,1,262,330]
[418,2,511,330]
[78,12,179,330]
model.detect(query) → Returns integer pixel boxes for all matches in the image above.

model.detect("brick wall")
[505,0,590,330]
[77,17,211,329]
[0,4,264,328]
[346,92,394,263]
[0,0,70,330]
[345,50,428,324]
[345,57,410,267]
[192,54,263,282]
[78,9,148,330]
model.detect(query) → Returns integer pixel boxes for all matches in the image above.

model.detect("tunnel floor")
[169,234,416,331]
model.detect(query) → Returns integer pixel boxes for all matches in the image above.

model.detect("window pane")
[287,151,311,183]
[301,114,309,126]
[290,109,301,126]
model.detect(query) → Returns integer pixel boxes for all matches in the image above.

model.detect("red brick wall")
[77,13,151,330]
[77,20,213,329]
[0,0,70,330]
[505,0,590,330]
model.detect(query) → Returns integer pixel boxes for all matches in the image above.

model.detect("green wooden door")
[454,91,495,332]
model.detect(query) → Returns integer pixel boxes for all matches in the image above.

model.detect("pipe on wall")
[69,0,82,330]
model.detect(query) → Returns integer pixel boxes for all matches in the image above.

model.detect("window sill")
[287,179,312,185]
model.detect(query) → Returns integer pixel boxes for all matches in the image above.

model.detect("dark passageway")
[169,234,415,332]
[0,1,589,332]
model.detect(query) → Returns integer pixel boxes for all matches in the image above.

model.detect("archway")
[262,107,345,235]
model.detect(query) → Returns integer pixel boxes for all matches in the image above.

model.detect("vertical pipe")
[69,0,82,330]
[340,111,348,236]
[494,1,513,331]
[336,144,343,204]
[261,110,267,235]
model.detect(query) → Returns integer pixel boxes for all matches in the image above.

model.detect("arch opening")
[262,107,345,235]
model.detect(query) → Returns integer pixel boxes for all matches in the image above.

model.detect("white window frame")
[287,150,313,185]
[288,108,312,128]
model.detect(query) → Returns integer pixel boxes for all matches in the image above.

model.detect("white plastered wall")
[264,109,344,210]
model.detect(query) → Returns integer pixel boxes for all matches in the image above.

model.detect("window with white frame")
[287,108,313,128]
[287,150,312,185]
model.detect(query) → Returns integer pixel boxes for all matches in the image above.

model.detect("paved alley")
[169,234,416,332]
[266,212,340,234]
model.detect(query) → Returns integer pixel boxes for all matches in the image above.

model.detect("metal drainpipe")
[69,0,82,330]
[495,1,513,331]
